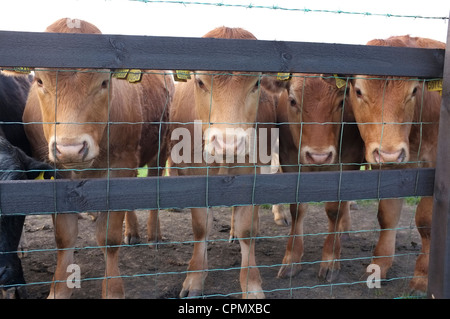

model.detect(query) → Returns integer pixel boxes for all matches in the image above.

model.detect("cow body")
[0,73,57,298]
[275,74,364,280]
[0,73,33,299]
[0,137,56,299]
[21,18,173,298]
[347,35,444,293]
[169,27,277,299]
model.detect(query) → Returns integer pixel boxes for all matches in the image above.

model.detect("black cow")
[0,73,55,299]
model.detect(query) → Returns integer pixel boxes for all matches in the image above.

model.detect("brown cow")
[18,18,173,298]
[169,27,278,298]
[274,74,364,281]
[347,35,444,293]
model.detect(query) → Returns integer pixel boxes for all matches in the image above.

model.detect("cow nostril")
[373,149,381,163]
[397,148,406,163]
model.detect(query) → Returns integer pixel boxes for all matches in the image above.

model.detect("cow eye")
[289,97,297,108]
[35,78,43,87]
[412,87,418,96]
[101,80,109,89]
[355,88,362,98]
[196,78,206,90]
[252,79,260,92]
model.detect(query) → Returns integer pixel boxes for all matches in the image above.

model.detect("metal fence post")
[428,12,450,299]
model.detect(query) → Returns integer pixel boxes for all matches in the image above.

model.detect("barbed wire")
[129,0,449,21]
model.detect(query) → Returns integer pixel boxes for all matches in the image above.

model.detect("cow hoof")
[1,286,28,299]
[274,216,290,227]
[277,264,302,279]
[124,234,140,245]
[179,288,202,299]
[408,277,427,296]
[318,267,340,282]
[242,291,265,299]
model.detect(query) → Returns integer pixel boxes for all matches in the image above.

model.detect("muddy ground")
[12,199,422,299]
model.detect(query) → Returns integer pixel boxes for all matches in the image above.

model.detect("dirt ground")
[14,199,422,299]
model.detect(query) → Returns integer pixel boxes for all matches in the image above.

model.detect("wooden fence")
[0,16,449,298]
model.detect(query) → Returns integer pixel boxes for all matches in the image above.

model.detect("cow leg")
[146,210,161,243]
[180,207,213,298]
[368,198,403,279]
[96,211,126,299]
[48,213,78,299]
[145,165,162,243]
[233,205,264,298]
[124,211,140,245]
[318,201,351,282]
[277,203,307,279]
[409,196,433,294]
[0,215,27,299]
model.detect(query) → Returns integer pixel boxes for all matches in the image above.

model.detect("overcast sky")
[0,0,449,45]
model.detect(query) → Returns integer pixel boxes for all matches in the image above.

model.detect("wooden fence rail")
[0,18,449,297]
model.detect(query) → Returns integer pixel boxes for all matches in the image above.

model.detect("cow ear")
[1,67,34,77]
[260,73,291,94]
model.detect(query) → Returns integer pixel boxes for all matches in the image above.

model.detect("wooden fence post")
[428,13,450,299]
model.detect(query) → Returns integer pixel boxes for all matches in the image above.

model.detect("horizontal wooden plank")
[0,168,434,215]
[0,31,445,77]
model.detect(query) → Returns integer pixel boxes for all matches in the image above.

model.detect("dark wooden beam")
[0,168,435,215]
[0,31,445,77]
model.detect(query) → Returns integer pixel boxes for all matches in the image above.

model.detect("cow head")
[192,27,273,161]
[287,74,348,165]
[271,74,348,166]
[30,18,110,169]
[347,35,445,165]
[348,76,419,164]
[194,70,263,159]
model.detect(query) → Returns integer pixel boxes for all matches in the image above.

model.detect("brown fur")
[273,74,364,281]
[168,26,277,299]
[348,35,444,293]
[22,18,174,299]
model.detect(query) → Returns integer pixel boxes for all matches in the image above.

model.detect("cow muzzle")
[367,142,409,164]
[48,134,98,168]
[301,146,336,165]
[204,127,250,159]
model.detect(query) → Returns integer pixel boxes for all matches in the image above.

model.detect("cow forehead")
[354,76,418,97]
[196,71,260,87]
[35,69,110,86]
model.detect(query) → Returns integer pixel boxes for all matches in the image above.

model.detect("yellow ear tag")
[334,74,346,89]
[427,79,443,96]
[13,67,31,74]
[276,73,291,81]
[112,69,129,79]
[173,70,191,82]
[127,69,142,83]
[35,172,54,180]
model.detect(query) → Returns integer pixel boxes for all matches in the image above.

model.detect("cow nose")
[52,141,89,161]
[209,132,246,156]
[373,148,406,163]
[305,151,333,165]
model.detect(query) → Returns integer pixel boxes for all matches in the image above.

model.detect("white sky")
[0,0,448,45]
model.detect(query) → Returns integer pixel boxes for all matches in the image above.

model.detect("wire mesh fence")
[0,3,449,300]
